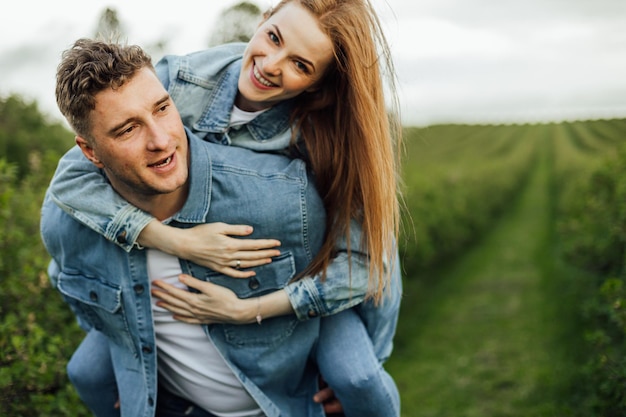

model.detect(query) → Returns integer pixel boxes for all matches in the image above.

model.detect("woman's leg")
[67,330,120,417]
[315,309,400,417]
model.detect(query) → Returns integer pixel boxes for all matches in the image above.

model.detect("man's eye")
[118,126,135,137]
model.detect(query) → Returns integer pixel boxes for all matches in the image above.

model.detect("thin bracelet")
[255,297,262,325]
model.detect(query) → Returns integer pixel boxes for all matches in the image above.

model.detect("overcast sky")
[1,0,625,126]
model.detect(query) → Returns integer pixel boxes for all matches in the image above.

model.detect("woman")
[50,0,402,415]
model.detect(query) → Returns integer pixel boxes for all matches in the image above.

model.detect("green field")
[388,119,625,416]
[1,96,625,415]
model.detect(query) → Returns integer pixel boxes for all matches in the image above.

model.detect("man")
[41,38,330,417]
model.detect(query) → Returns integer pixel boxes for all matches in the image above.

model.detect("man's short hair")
[55,38,153,139]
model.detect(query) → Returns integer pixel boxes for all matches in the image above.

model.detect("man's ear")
[75,136,104,168]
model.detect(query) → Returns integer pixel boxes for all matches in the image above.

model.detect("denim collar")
[194,59,294,142]
[171,128,211,224]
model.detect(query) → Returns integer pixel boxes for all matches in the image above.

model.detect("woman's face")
[236,1,334,112]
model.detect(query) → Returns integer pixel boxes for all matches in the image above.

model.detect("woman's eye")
[295,61,309,73]
[268,31,279,44]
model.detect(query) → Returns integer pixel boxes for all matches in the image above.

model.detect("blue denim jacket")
[43,132,332,416]
[47,43,401,361]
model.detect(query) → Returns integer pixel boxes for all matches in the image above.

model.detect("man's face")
[77,67,189,215]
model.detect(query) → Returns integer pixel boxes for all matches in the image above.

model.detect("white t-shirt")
[147,249,263,417]
[229,105,267,128]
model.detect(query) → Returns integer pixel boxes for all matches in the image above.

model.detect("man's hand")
[314,377,344,415]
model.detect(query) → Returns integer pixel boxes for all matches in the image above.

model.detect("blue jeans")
[316,309,400,417]
[67,331,218,417]
[69,309,399,417]
[156,385,220,417]
[67,330,120,417]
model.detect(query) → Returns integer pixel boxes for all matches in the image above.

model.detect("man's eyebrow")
[272,24,315,70]
[107,94,171,136]
[108,117,136,136]
[155,94,171,108]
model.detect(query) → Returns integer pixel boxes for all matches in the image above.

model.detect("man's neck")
[111,181,190,222]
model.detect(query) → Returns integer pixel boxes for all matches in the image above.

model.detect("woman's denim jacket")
[47,43,401,373]
[43,133,336,416]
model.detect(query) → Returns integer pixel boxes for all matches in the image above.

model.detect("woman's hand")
[139,221,281,278]
[152,274,295,324]
[152,274,250,324]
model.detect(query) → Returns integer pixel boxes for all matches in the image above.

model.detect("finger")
[227,258,270,270]
[235,249,282,262]
[176,274,218,293]
[323,399,344,414]
[226,238,282,251]
[219,268,257,279]
[219,225,281,246]
[217,224,255,237]
[313,387,335,403]
[156,300,194,317]
[151,283,199,312]
[152,280,196,302]
[152,291,195,315]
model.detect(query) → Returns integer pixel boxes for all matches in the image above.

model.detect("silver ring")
[235,260,241,269]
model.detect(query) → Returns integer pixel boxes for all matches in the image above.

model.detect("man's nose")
[146,123,170,150]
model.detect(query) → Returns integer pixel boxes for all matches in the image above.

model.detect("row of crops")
[399,118,626,415]
[400,123,539,270]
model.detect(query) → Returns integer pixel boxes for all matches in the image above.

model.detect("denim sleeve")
[47,146,154,251]
[155,54,175,91]
[284,219,376,320]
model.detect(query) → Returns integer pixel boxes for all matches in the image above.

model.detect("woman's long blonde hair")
[269,0,402,303]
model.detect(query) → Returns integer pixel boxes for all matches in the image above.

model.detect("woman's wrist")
[137,220,184,257]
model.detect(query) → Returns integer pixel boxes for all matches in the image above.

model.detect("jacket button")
[308,309,317,318]
[248,278,260,290]
[148,397,154,406]
[89,291,98,301]
[133,284,144,294]
[116,231,127,244]
[142,345,153,354]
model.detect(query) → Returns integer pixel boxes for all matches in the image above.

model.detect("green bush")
[0,93,87,415]
[558,142,626,416]
[0,94,73,179]
[0,156,89,416]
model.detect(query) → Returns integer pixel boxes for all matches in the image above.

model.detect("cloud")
[390,17,513,60]
[1,0,625,126]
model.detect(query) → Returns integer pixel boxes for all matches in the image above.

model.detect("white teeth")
[253,65,275,87]
[153,156,172,168]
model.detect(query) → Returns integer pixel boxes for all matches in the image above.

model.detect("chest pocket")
[57,271,137,355]
[200,253,300,347]
[205,252,295,298]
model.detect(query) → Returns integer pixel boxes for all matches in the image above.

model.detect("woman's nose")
[262,54,282,76]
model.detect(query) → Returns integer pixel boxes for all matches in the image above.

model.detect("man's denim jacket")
[47,44,401,363]
[44,133,337,416]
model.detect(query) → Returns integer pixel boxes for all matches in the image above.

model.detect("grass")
[387,133,592,416]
